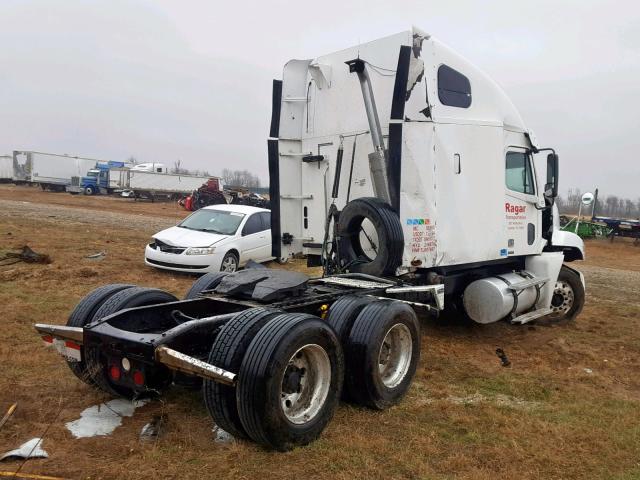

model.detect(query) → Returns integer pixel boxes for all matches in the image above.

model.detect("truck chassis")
[36,269,442,450]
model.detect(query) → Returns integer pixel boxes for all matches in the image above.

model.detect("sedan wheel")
[221,252,238,272]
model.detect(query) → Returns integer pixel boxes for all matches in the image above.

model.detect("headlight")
[185,247,216,255]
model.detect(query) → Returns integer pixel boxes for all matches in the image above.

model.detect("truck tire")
[84,186,96,195]
[326,295,374,346]
[345,300,420,409]
[237,313,344,451]
[337,197,404,276]
[203,307,282,439]
[66,284,135,384]
[86,287,178,397]
[549,265,585,320]
[184,272,228,299]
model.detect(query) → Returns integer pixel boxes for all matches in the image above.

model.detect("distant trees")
[221,168,261,188]
[558,188,640,219]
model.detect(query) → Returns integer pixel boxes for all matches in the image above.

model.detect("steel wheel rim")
[378,323,412,389]
[221,256,237,272]
[280,344,331,425]
[551,280,574,315]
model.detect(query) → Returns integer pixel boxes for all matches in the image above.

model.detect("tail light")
[109,365,121,381]
[133,371,145,386]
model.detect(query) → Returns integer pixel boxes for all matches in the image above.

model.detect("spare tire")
[337,197,403,276]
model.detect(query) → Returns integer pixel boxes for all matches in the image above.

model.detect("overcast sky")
[1,0,638,198]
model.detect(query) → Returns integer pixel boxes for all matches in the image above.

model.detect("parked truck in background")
[130,162,168,173]
[12,150,103,191]
[0,155,12,183]
[109,168,222,201]
[67,161,128,195]
[35,28,586,451]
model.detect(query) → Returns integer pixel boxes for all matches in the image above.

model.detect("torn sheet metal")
[65,399,148,438]
[0,438,48,461]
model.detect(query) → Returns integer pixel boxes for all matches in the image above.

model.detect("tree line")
[558,188,640,219]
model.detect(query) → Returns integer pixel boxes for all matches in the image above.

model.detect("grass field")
[0,185,639,479]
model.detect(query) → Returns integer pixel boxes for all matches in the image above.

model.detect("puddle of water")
[66,399,148,438]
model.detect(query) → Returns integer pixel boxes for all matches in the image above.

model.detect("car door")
[504,147,543,256]
[239,213,268,263]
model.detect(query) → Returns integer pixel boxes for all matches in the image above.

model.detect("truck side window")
[242,214,262,236]
[438,65,471,108]
[506,151,535,195]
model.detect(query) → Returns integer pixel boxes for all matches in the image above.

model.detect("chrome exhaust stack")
[346,58,391,204]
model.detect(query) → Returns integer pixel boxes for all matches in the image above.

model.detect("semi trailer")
[12,150,104,191]
[108,168,220,201]
[34,28,585,451]
[0,155,12,182]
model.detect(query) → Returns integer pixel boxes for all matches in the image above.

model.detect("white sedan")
[145,204,272,273]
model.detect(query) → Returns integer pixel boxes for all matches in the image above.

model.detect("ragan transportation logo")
[505,203,526,215]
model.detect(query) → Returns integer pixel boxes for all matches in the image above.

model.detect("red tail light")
[109,365,121,381]
[133,371,144,386]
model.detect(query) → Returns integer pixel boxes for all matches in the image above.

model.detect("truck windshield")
[178,209,245,235]
[87,170,99,177]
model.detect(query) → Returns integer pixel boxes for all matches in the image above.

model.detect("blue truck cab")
[67,161,126,195]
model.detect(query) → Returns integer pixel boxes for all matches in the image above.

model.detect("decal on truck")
[505,203,526,231]
[407,218,436,254]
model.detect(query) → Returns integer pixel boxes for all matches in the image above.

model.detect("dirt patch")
[0,202,639,479]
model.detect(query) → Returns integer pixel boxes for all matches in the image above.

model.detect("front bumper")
[144,244,223,273]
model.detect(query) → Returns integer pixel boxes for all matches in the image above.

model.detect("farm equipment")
[593,217,640,243]
[34,28,586,451]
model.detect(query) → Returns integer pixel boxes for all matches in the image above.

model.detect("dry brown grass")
[0,188,639,479]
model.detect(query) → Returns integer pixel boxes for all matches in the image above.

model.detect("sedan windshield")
[178,209,245,235]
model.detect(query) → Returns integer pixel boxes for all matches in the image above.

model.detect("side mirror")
[545,153,559,198]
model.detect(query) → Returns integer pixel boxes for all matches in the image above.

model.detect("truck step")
[317,277,392,289]
[510,307,554,325]
[506,277,549,291]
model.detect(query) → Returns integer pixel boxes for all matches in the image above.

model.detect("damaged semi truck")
[35,28,585,451]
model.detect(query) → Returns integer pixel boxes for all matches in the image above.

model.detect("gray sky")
[1,0,638,198]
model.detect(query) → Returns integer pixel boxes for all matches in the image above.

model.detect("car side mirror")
[545,153,559,198]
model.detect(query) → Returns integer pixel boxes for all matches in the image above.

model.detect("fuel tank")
[462,272,538,324]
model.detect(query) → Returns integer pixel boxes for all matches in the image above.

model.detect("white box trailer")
[12,151,103,191]
[109,168,220,200]
[0,155,12,182]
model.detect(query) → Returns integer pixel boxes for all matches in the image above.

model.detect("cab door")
[504,146,543,256]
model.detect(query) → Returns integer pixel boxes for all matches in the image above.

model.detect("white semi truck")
[35,28,585,451]
[12,150,104,191]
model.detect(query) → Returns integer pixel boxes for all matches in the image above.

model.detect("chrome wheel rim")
[221,256,237,272]
[551,280,574,315]
[378,323,413,389]
[280,344,331,425]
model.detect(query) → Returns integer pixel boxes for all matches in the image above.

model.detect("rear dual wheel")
[327,297,421,409]
[204,309,344,451]
[82,286,178,397]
